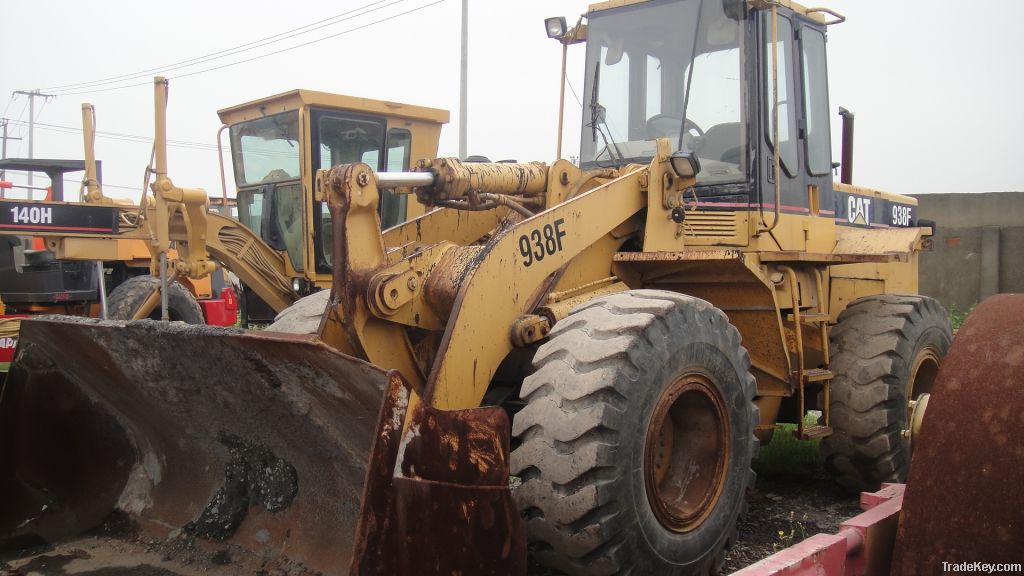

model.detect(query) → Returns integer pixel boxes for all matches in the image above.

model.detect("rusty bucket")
[0,316,524,575]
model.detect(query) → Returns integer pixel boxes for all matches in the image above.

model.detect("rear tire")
[511,290,758,575]
[266,289,329,334]
[822,294,951,493]
[106,275,204,324]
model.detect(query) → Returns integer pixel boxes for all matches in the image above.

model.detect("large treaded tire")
[266,289,330,334]
[106,275,204,324]
[510,290,758,576]
[821,294,952,493]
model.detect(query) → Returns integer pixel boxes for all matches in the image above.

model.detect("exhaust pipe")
[839,107,854,185]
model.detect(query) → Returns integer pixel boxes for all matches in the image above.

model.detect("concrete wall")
[910,192,1024,313]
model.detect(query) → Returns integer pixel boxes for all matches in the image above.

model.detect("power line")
[62,178,141,193]
[5,119,221,151]
[4,170,178,194]
[43,0,399,94]
[1,94,16,120]
[47,1,448,96]
[13,98,30,129]
[0,171,142,193]
[13,90,57,197]
[174,1,447,80]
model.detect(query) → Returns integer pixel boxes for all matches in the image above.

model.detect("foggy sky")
[1,0,1021,201]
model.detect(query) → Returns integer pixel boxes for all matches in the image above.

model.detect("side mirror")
[669,151,701,178]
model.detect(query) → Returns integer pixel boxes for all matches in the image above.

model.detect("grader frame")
[0,77,448,321]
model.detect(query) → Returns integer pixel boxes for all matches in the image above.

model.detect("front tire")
[106,275,204,324]
[510,290,758,575]
[266,289,329,334]
[822,294,951,492]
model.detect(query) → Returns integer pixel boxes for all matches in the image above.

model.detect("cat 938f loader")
[0,1,952,575]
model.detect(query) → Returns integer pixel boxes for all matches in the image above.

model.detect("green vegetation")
[753,417,825,478]
[948,304,973,331]
[774,511,811,551]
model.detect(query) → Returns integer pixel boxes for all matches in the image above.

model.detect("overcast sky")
[1,0,1021,202]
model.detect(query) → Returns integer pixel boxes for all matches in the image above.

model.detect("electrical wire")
[172,1,446,81]
[565,76,583,108]
[40,0,447,96]
[11,98,30,157]
[41,0,394,92]
[1,94,16,120]
[33,99,50,123]
[5,119,221,151]
[0,171,142,193]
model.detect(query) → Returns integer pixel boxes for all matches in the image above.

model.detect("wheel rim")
[906,346,941,422]
[644,373,730,533]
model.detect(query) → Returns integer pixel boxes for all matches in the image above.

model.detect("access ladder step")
[787,312,831,323]
[796,425,834,440]
[802,368,833,383]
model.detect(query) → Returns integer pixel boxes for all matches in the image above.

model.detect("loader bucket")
[0,316,523,575]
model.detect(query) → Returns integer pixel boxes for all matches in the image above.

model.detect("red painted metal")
[893,294,1024,572]
[0,315,27,365]
[198,288,239,326]
[731,484,905,576]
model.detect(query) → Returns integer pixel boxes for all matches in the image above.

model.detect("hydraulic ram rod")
[375,172,436,188]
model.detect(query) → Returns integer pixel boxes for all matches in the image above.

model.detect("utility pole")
[0,119,23,198]
[13,89,56,199]
[458,0,468,160]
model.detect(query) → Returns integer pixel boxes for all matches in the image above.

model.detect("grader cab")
[219,89,446,322]
[2,1,951,575]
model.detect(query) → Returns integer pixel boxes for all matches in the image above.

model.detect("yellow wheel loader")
[1,1,950,575]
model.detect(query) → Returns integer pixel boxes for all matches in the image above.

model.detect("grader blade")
[0,316,522,575]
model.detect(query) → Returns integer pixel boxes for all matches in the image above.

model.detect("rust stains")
[892,294,1024,571]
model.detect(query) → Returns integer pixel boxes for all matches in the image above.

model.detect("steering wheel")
[646,115,704,139]
[645,115,705,152]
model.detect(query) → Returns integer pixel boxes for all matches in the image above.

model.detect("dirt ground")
[3,440,856,576]
[522,468,861,575]
[721,469,862,572]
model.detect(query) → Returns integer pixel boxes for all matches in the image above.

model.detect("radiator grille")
[683,211,737,238]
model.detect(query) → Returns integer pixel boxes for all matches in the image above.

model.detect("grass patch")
[948,304,973,331]
[753,418,825,478]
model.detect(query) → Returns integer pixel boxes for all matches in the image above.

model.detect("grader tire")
[511,290,758,575]
[106,275,204,324]
[266,289,330,334]
[822,294,951,493]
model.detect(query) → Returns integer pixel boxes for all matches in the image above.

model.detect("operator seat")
[700,122,741,164]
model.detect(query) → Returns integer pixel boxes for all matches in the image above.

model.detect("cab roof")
[587,0,830,25]
[217,89,450,126]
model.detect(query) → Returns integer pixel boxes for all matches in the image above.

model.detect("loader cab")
[219,90,447,321]
[580,0,837,239]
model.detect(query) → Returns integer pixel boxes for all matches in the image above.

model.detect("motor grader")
[0,79,447,326]
[1,0,951,575]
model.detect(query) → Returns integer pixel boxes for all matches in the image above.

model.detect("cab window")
[801,27,832,175]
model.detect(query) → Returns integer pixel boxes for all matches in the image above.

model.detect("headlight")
[545,16,567,39]
[669,151,701,178]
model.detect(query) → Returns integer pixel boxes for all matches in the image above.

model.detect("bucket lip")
[16,315,388,376]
